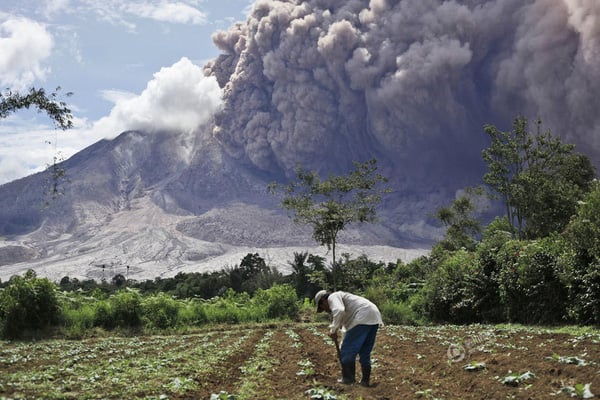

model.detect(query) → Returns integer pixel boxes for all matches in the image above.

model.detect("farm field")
[1,324,598,399]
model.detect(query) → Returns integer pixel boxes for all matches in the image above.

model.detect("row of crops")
[1,324,599,399]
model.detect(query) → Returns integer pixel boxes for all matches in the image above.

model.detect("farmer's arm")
[328,293,345,335]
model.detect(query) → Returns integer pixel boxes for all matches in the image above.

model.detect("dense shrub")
[0,270,61,339]
[58,291,97,336]
[569,262,600,325]
[202,290,264,324]
[61,304,95,336]
[469,224,512,322]
[423,250,477,323]
[561,182,600,324]
[93,300,115,329]
[109,289,143,328]
[497,238,567,324]
[380,301,419,325]
[178,299,208,325]
[253,284,299,319]
[337,254,385,293]
[142,293,181,329]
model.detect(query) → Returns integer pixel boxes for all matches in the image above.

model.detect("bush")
[253,284,299,319]
[380,301,419,325]
[61,304,95,337]
[109,289,143,328]
[569,262,600,325]
[93,300,115,329]
[178,299,208,326]
[0,270,61,339]
[142,293,181,329]
[469,227,512,322]
[562,182,600,324]
[423,250,477,323]
[497,238,567,324]
[203,290,265,324]
[59,291,97,336]
[559,248,600,325]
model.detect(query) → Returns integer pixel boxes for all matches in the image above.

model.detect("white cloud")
[0,17,54,89]
[0,57,223,185]
[124,1,208,25]
[0,119,60,184]
[100,89,137,104]
[92,57,222,137]
[42,0,72,18]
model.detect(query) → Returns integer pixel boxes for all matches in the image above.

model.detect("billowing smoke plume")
[204,0,600,189]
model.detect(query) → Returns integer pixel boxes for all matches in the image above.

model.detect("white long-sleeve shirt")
[327,291,383,334]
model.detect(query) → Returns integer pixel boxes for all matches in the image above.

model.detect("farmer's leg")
[338,325,371,384]
[357,325,379,366]
[340,325,371,364]
[358,325,378,387]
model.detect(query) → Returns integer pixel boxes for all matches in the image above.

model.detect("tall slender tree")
[269,159,390,290]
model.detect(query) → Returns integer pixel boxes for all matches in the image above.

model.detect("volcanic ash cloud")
[205,0,600,185]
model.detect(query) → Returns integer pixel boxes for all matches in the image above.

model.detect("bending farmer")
[315,290,383,386]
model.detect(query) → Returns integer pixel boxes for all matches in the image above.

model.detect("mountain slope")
[0,127,427,282]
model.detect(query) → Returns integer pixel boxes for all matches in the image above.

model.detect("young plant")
[559,383,595,399]
[296,359,315,376]
[463,361,486,371]
[500,371,535,386]
[306,387,337,400]
[546,353,588,366]
[210,391,238,400]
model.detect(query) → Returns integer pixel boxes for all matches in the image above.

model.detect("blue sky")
[0,0,252,184]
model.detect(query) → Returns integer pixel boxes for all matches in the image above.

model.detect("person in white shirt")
[315,290,383,386]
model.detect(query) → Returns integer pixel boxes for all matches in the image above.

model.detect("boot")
[360,364,371,387]
[337,362,356,384]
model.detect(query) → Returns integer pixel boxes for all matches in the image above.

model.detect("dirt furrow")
[173,328,264,400]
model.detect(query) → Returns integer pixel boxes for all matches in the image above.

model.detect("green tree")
[482,116,595,239]
[269,159,390,289]
[433,186,484,252]
[0,270,61,338]
[562,181,600,324]
[1,86,74,198]
[0,86,73,130]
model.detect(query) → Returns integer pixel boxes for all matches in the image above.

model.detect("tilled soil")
[1,324,598,399]
[194,324,600,399]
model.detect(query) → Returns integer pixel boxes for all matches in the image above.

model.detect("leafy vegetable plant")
[463,361,486,371]
[546,353,588,366]
[500,371,535,386]
[210,391,238,400]
[559,383,595,399]
[306,387,337,400]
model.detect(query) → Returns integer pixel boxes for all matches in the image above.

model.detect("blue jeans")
[340,324,379,366]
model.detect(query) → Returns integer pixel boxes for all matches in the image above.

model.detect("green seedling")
[306,387,337,400]
[297,359,315,376]
[501,371,535,386]
[559,383,595,399]
[463,361,486,371]
[210,391,237,400]
[546,353,588,366]
[415,388,442,399]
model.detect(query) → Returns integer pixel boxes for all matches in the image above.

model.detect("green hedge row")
[0,275,299,339]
